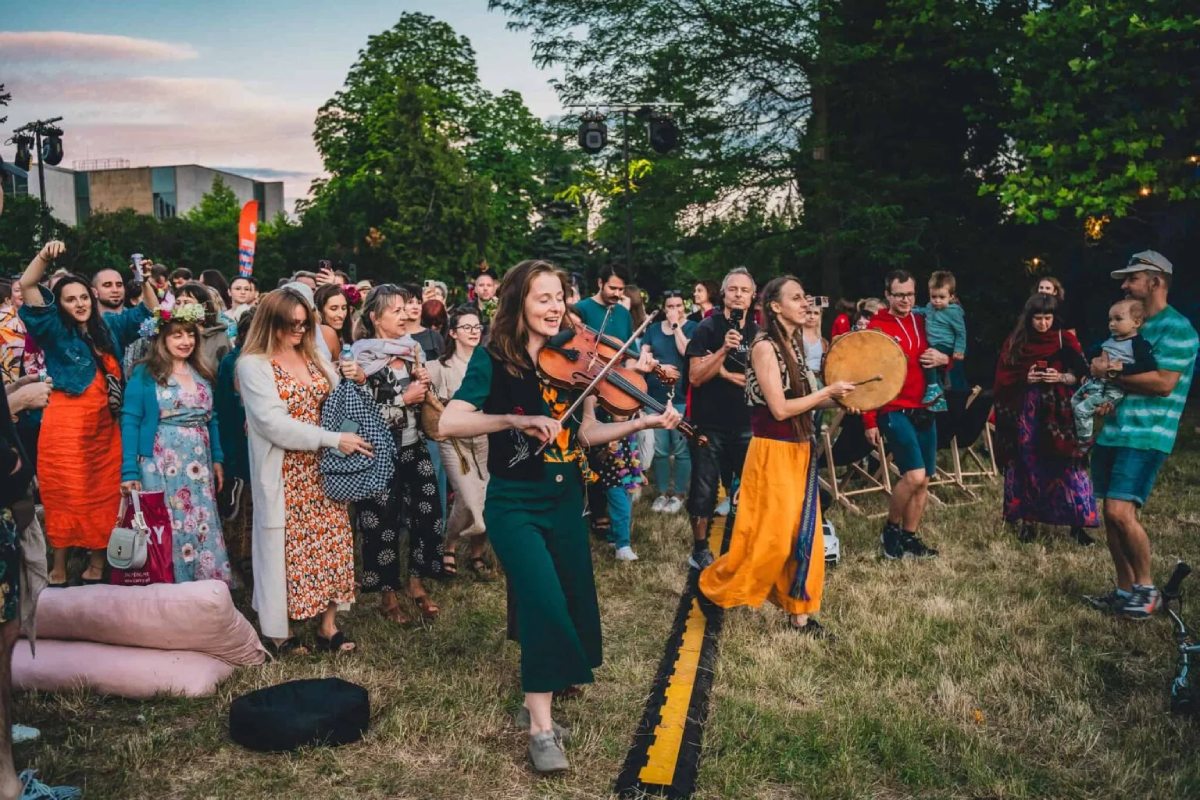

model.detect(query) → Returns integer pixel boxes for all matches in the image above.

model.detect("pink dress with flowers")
[138,368,232,584]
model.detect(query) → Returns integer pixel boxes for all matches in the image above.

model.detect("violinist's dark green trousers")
[485,462,602,693]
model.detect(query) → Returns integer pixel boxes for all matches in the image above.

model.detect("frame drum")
[823,330,907,412]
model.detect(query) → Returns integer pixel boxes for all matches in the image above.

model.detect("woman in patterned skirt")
[349,284,445,624]
[237,289,373,655]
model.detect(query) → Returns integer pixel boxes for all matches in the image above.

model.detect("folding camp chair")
[927,387,982,502]
[818,409,893,517]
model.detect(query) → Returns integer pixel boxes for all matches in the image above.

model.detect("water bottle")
[340,344,353,364]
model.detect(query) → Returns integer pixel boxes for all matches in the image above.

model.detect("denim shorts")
[878,410,937,475]
[1090,444,1167,507]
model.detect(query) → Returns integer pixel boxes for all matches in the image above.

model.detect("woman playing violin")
[439,260,680,775]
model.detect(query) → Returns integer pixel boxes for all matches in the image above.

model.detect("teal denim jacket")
[120,363,223,481]
[17,286,150,396]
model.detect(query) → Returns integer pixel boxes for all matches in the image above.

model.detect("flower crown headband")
[138,296,206,339]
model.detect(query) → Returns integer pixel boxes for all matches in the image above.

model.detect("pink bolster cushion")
[35,580,266,666]
[14,640,234,698]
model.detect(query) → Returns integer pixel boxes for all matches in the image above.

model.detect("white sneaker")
[715,498,731,516]
[651,495,669,513]
[614,546,639,561]
[664,496,683,514]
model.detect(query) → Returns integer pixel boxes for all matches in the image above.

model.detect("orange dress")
[273,360,355,622]
[39,353,123,550]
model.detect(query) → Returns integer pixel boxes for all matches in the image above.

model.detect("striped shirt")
[1096,304,1198,454]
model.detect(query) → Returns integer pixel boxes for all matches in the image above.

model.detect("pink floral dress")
[138,369,232,584]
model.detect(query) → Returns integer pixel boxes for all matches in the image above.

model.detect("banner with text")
[237,200,259,276]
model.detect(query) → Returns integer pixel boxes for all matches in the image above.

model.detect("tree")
[492,0,1023,301]
[989,1,1200,228]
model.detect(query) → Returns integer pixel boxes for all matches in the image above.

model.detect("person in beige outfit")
[425,309,492,579]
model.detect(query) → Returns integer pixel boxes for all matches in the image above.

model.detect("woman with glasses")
[350,285,446,623]
[439,260,681,774]
[237,289,371,655]
[426,310,492,579]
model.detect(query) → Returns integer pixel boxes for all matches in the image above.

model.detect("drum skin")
[823,330,906,412]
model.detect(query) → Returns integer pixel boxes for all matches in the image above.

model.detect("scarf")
[351,336,421,376]
[993,328,1081,412]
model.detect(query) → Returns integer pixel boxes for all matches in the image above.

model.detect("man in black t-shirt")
[684,267,758,569]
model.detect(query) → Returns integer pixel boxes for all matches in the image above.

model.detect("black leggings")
[356,436,445,590]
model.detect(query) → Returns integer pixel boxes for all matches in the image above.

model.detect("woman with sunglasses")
[425,309,492,578]
[237,289,371,655]
[440,260,681,774]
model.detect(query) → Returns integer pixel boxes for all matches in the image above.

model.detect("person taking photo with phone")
[992,293,1098,546]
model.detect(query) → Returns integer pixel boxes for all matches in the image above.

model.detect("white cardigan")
[235,353,344,639]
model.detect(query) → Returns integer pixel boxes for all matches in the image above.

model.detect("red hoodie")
[864,308,929,430]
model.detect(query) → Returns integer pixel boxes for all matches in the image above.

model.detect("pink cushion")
[35,580,266,666]
[14,640,234,698]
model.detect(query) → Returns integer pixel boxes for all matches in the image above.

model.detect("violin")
[536,319,708,446]
[584,327,682,390]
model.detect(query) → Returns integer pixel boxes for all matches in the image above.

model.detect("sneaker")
[651,495,670,513]
[1116,585,1161,620]
[688,546,715,570]
[514,707,572,743]
[18,769,81,799]
[528,730,570,773]
[1070,527,1096,547]
[1083,588,1131,614]
[715,498,731,517]
[664,496,684,514]
[881,522,905,560]
[922,384,947,412]
[615,546,639,562]
[900,531,939,559]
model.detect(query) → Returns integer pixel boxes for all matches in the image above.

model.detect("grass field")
[15,424,1200,799]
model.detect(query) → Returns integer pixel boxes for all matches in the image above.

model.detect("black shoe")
[789,617,835,640]
[1017,522,1036,543]
[881,522,905,560]
[688,546,714,570]
[900,531,938,559]
[1070,526,1096,547]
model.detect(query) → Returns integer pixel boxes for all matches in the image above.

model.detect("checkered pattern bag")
[319,381,396,503]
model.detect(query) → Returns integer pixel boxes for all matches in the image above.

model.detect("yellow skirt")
[698,437,825,616]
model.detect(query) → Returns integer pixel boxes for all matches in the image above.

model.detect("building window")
[151,167,177,220]
[74,172,90,223]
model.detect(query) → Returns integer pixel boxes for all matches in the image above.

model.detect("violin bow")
[534,311,659,455]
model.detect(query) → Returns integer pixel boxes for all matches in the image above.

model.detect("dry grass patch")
[14,424,1200,798]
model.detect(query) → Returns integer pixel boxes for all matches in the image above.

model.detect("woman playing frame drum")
[698,276,855,636]
[439,260,680,774]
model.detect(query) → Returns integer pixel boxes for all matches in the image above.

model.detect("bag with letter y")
[109,490,176,586]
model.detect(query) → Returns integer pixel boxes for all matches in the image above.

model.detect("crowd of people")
[0,241,1194,780]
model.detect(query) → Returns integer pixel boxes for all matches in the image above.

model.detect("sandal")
[468,555,494,581]
[409,592,440,620]
[440,553,458,579]
[264,637,310,658]
[315,630,356,654]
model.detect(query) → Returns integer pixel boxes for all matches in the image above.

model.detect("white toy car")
[823,519,841,566]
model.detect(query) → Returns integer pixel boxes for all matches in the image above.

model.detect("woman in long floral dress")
[237,289,372,655]
[121,305,231,583]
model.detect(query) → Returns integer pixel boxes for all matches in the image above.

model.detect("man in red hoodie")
[864,270,949,559]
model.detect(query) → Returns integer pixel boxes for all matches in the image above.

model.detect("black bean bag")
[229,678,369,752]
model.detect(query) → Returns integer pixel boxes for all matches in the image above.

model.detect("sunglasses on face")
[289,320,309,333]
[663,290,682,299]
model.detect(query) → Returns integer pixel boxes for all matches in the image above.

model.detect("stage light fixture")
[577,112,608,154]
[647,113,679,154]
[41,127,64,166]
[13,134,32,171]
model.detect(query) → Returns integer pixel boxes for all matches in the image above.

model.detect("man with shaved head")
[92,269,126,316]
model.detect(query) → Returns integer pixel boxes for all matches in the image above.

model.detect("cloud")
[0,31,197,62]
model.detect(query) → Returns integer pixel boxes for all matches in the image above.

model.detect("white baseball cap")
[1111,250,1173,278]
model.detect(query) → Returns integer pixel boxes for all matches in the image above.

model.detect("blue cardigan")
[18,286,149,395]
[120,363,223,481]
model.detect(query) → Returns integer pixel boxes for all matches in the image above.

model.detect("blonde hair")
[241,289,323,368]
